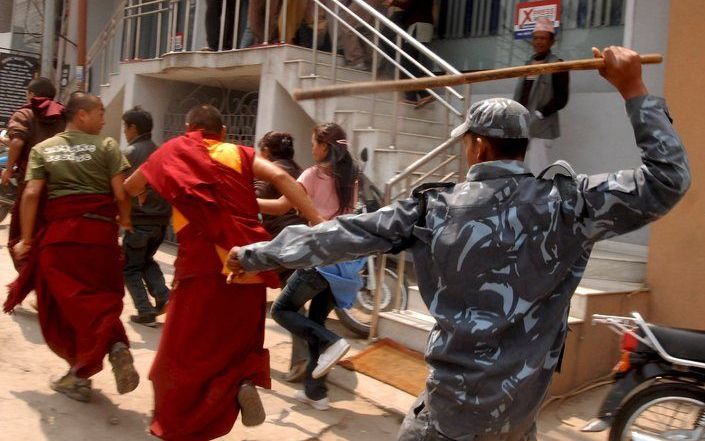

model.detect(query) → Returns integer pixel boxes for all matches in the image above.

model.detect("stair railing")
[307,0,465,121]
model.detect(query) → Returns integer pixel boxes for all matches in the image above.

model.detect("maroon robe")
[5,194,128,378]
[141,131,276,440]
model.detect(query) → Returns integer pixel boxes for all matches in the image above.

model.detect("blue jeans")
[271,268,340,400]
[123,225,170,315]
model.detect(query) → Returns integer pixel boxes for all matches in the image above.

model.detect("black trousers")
[206,0,236,50]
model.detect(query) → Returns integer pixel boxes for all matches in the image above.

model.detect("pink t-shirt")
[297,166,356,220]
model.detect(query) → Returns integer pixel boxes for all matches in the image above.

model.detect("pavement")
[0,218,611,440]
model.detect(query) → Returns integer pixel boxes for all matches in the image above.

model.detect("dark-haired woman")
[254,131,309,383]
[259,122,363,411]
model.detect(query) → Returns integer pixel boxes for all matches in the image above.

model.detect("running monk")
[228,47,691,440]
[4,92,139,403]
[123,104,323,440]
[3,77,66,269]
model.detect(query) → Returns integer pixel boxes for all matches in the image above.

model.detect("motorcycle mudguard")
[596,362,671,420]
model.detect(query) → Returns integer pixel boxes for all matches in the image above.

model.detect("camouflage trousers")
[397,393,537,441]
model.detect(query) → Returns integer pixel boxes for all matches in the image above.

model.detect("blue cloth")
[315,257,366,309]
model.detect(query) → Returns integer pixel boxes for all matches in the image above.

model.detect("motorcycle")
[581,312,705,441]
[333,173,409,337]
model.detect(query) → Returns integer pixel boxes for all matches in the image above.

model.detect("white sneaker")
[294,390,330,411]
[312,339,350,379]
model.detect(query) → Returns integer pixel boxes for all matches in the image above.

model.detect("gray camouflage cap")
[451,98,530,140]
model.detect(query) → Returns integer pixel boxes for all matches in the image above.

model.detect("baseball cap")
[450,98,530,140]
[533,17,556,34]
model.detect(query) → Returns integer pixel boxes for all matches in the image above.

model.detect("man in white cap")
[227,46,690,440]
[513,16,569,175]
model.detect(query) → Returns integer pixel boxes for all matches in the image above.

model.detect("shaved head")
[65,92,102,121]
[186,104,224,138]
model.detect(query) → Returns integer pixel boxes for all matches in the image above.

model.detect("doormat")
[339,338,428,396]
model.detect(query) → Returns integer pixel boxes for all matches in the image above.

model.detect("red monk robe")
[5,194,129,379]
[141,130,279,441]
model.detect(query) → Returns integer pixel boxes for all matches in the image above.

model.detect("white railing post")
[183,0,192,51]
[331,1,340,84]
[311,0,319,76]
[219,0,227,50]
[233,0,241,49]
[156,0,164,57]
[135,0,143,57]
[281,0,288,43]
[368,17,380,128]
[264,0,271,45]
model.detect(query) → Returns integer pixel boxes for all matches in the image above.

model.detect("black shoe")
[130,313,157,327]
[155,299,169,316]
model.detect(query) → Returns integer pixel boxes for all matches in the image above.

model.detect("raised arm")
[252,156,324,225]
[573,47,691,241]
[231,197,421,273]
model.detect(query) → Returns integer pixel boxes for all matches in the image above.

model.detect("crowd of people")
[1,44,691,441]
[205,0,437,106]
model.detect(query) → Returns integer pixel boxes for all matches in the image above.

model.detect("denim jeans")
[278,269,309,368]
[271,268,340,400]
[123,225,170,315]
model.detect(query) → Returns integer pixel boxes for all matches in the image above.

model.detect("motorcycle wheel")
[334,263,409,338]
[609,382,705,441]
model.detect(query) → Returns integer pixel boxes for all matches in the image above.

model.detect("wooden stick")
[293,54,663,101]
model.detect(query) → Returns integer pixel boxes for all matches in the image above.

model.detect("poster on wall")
[514,0,561,40]
[0,52,39,128]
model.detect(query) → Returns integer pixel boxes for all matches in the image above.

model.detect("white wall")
[255,60,316,168]
[452,1,671,246]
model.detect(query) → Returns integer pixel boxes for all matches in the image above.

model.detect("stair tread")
[575,278,646,295]
[353,127,446,140]
[335,109,450,126]
[588,249,648,263]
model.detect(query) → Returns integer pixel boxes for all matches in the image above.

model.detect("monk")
[3,77,66,269]
[123,104,323,440]
[4,92,139,402]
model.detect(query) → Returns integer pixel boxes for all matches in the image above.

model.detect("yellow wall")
[647,0,705,329]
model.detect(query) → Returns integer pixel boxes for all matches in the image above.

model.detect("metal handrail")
[349,0,462,78]
[311,0,462,117]
[321,0,463,101]
[384,137,461,203]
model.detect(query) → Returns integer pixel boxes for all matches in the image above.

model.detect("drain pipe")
[41,0,57,77]
[77,0,87,91]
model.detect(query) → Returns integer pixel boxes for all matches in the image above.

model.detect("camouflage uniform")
[238,95,690,440]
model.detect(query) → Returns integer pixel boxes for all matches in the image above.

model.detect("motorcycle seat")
[647,325,705,364]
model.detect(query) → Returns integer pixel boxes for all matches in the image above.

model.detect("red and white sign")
[514,0,561,40]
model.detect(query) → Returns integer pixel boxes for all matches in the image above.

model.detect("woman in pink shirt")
[258,123,362,411]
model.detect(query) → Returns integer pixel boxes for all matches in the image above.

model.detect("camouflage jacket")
[239,95,690,440]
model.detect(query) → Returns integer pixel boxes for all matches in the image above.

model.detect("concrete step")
[354,127,446,151]
[286,58,376,84]
[366,147,462,189]
[377,310,435,354]
[569,278,647,321]
[334,109,451,139]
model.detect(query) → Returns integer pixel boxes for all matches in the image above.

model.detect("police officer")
[227,46,690,440]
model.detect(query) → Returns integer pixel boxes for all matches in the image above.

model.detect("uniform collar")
[466,160,533,182]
